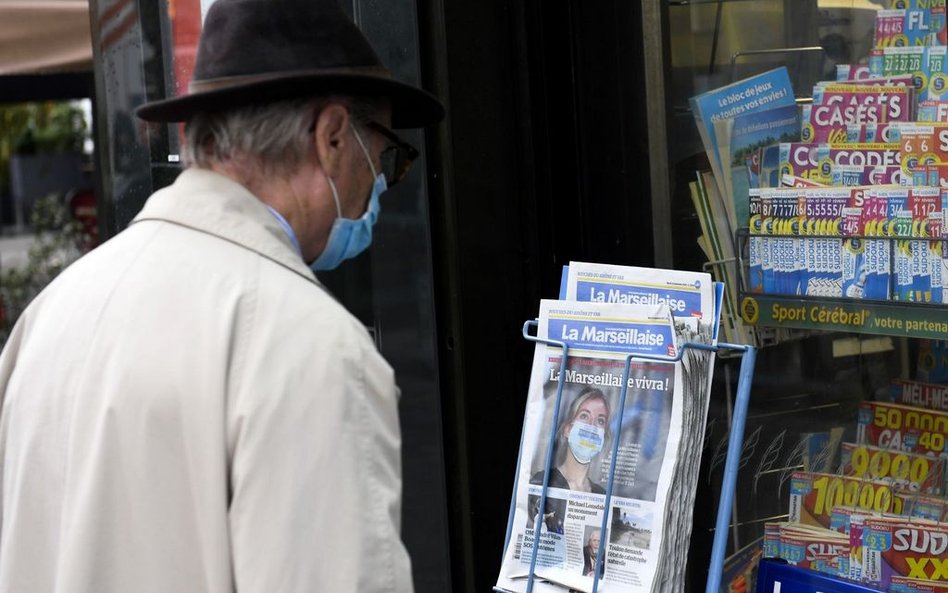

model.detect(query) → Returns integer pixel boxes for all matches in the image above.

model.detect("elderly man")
[0,0,443,592]
[583,528,603,577]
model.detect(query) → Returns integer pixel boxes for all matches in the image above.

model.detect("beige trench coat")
[0,169,411,593]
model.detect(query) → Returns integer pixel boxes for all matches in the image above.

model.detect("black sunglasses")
[365,120,419,187]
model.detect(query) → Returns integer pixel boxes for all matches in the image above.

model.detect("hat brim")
[135,72,445,128]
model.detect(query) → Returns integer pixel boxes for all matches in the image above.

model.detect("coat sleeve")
[226,291,411,593]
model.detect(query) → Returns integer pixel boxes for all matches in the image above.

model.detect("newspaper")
[562,262,718,593]
[659,321,716,593]
[497,265,720,593]
[563,262,714,330]
[495,299,680,593]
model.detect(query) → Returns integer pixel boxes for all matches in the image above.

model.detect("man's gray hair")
[183,96,379,176]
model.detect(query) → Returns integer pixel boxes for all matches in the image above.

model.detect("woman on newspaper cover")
[530,386,611,494]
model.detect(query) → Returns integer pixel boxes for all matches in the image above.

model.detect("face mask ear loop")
[326,176,343,218]
[351,124,379,180]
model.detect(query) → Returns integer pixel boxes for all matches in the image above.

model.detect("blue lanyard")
[265,206,302,256]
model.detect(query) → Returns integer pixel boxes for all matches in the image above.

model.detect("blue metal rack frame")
[497,320,757,593]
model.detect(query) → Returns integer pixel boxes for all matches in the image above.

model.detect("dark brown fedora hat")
[135,0,444,128]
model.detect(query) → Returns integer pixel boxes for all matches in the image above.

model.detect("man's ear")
[313,102,351,178]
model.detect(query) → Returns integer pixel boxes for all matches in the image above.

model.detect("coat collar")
[131,168,319,284]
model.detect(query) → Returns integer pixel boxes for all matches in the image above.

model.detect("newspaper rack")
[497,319,757,593]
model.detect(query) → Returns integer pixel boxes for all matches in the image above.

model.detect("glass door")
[88,1,451,590]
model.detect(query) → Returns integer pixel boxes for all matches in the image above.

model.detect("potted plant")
[0,102,91,348]
[0,193,87,347]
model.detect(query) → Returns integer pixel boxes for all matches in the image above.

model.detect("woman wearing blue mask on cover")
[531,387,612,494]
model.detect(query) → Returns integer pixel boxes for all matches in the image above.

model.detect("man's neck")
[207,161,311,254]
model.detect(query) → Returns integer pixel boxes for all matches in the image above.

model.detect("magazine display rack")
[734,230,948,340]
[500,319,757,593]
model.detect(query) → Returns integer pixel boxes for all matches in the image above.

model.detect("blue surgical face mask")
[310,126,388,271]
[567,422,605,465]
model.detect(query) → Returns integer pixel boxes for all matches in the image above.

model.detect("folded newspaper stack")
[495,262,724,593]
